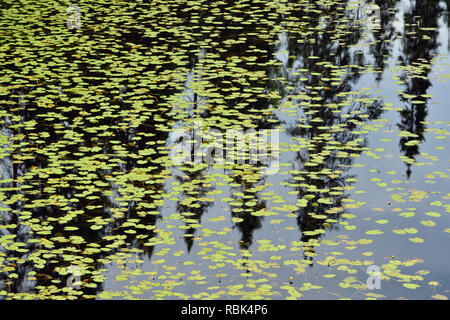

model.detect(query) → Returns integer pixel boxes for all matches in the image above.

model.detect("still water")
[0,0,449,299]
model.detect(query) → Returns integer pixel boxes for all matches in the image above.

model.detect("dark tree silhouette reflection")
[396,1,445,178]
[271,0,385,262]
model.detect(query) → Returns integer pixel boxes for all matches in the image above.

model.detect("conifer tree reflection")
[396,1,443,178]
[272,0,384,262]
[167,0,280,253]
[370,0,397,82]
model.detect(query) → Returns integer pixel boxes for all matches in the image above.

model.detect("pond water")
[0,0,449,300]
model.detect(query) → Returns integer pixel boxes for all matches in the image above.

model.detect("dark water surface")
[0,0,449,299]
